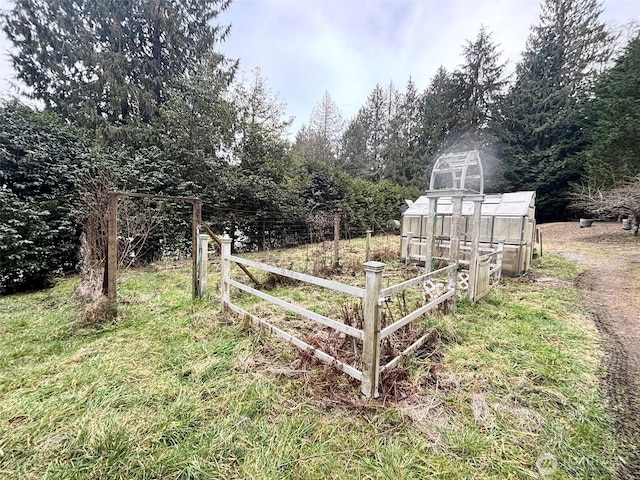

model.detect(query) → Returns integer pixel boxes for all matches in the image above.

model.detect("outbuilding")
[401,190,537,276]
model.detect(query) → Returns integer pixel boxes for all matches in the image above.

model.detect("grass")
[530,253,581,281]
[0,239,618,479]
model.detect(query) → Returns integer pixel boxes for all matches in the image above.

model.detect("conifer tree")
[498,0,612,220]
[3,0,232,134]
[309,91,345,167]
[582,33,640,186]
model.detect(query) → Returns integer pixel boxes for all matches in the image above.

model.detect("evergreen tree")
[338,111,369,179]
[227,69,300,249]
[157,55,237,196]
[308,91,345,167]
[498,0,612,221]
[415,28,506,180]
[362,83,391,181]
[417,67,463,167]
[582,33,640,186]
[384,78,425,188]
[338,82,399,182]
[2,0,232,135]
[456,26,508,148]
[0,100,91,292]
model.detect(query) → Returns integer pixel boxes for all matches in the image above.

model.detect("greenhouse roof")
[404,191,536,217]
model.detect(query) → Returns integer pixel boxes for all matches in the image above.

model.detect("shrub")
[0,101,90,293]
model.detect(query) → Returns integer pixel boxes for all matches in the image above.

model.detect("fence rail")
[226,302,364,382]
[379,264,453,298]
[219,235,456,398]
[229,254,365,298]
[380,289,455,339]
[473,241,503,301]
[227,278,363,339]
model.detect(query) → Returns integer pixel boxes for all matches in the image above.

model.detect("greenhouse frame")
[400,191,537,276]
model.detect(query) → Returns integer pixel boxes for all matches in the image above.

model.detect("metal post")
[220,235,232,312]
[365,230,372,262]
[196,233,209,298]
[361,261,384,398]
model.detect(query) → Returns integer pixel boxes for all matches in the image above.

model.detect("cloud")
[219,0,549,133]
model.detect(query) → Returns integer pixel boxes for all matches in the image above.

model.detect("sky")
[1,0,639,136]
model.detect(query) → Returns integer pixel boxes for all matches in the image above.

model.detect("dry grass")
[77,295,117,327]
[0,234,618,479]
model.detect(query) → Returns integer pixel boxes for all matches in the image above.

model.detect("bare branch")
[571,175,640,235]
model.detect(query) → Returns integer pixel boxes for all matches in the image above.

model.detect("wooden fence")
[472,242,504,302]
[405,235,504,303]
[220,236,456,398]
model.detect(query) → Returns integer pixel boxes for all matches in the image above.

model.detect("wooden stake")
[105,192,118,308]
[333,208,341,266]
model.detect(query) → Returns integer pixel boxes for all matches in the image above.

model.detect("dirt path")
[539,222,640,478]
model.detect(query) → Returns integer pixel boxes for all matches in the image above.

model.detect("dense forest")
[1,0,639,293]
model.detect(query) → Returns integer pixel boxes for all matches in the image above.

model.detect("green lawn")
[0,242,617,479]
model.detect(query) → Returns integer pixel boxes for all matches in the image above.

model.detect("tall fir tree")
[339,82,398,182]
[456,27,507,143]
[498,0,612,221]
[2,0,232,137]
[384,78,425,188]
[227,68,299,249]
[308,91,345,167]
[338,110,369,179]
[582,33,640,186]
[416,67,463,169]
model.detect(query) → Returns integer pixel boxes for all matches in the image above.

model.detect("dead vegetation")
[75,169,166,326]
[77,295,117,327]
[571,176,640,236]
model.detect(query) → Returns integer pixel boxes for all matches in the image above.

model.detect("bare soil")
[539,222,640,479]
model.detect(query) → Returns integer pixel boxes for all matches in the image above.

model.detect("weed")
[262,272,300,290]
[77,294,117,327]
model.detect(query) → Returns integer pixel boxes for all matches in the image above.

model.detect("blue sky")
[1,0,639,136]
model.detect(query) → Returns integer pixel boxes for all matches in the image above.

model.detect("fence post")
[362,261,385,399]
[196,233,209,298]
[333,208,341,267]
[538,229,543,257]
[405,232,412,265]
[365,230,372,262]
[220,235,232,312]
[468,197,483,302]
[192,200,202,299]
[105,192,118,309]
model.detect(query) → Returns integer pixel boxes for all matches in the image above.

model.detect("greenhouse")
[400,190,537,276]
